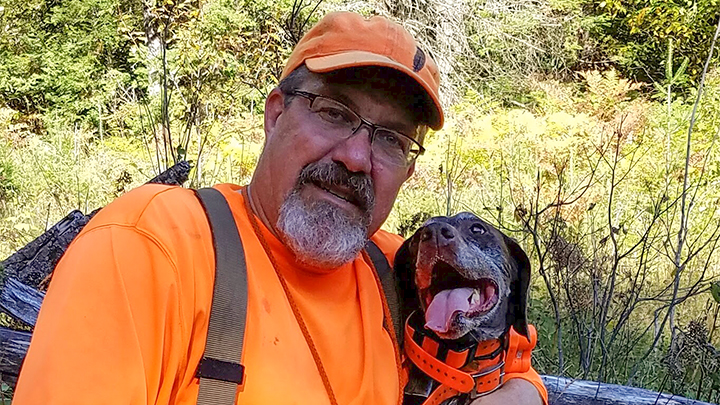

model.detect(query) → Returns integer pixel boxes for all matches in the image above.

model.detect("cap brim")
[305,51,443,130]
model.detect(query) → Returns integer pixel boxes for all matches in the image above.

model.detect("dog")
[394,212,532,405]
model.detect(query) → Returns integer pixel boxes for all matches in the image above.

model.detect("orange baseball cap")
[281,12,444,130]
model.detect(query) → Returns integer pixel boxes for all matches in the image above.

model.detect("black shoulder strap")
[195,188,247,405]
[365,240,403,345]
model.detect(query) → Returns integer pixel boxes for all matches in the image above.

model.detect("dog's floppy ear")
[503,234,531,341]
[394,230,422,322]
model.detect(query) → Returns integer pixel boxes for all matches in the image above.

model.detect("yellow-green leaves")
[711,281,720,303]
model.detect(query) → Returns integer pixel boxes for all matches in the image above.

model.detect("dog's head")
[395,212,531,341]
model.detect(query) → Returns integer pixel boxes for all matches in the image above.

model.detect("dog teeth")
[469,289,480,305]
[468,287,493,311]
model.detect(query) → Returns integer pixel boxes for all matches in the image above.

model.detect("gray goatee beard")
[277,162,374,269]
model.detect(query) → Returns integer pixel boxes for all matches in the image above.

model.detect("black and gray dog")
[394,212,532,405]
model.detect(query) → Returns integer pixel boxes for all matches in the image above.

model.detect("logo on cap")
[413,47,426,72]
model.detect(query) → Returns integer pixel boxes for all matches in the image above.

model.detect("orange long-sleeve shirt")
[14,183,547,404]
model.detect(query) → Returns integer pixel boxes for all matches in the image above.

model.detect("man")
[14,11,547,405]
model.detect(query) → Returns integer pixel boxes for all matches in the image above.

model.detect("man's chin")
[277,194,370,270]
[294,250,357,271]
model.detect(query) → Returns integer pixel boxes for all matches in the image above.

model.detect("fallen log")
[542,375,715,405]
[0,327,31,383]
[1,210,91,289]
[0,278,44,326]
[147,160,191,186]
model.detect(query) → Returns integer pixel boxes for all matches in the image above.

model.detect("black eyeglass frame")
[286,90,427,166]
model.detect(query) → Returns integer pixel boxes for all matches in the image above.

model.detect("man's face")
[250,70,421,268]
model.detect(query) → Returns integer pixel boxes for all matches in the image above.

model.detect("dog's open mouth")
[420,260,499,334]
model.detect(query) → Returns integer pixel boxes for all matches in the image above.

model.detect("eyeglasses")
[287,90,426,167]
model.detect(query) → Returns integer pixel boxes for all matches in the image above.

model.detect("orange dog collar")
[403,312,508,404]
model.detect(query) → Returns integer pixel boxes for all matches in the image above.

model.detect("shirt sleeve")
[13,224,188,405]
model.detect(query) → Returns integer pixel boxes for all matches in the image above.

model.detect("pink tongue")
[425,288,474,333]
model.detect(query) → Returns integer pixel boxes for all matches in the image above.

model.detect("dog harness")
[403,311,537,405]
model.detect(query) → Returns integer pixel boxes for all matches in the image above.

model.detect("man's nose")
[330,125,373,174]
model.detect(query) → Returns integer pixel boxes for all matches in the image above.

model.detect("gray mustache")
[297,162,375,212]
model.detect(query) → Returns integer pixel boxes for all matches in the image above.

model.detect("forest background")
[2,0,720,402]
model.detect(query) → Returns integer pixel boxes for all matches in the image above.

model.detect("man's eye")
[376,131,408,152]
[379,132,401,146]
[316,107,352,124]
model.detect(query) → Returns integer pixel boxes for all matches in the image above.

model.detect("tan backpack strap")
[195,188,248,405]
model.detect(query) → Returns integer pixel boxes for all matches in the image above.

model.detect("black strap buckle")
[196,357,245,385]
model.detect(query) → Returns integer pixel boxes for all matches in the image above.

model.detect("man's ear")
[503,234,531,340]
[263,88,286,145]
[405,161,416,180]
[394,231,421,322]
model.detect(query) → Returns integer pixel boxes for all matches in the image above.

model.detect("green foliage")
[454,0,598,104]
[586,0,720,86]
[0,380,10,405]
[651,39,691,101]
[170,0,290,117]
[0,0,140,122]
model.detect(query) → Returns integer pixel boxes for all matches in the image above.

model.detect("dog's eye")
[470,223,486,234]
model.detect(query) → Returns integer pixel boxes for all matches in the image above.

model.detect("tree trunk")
[143,0,162,98]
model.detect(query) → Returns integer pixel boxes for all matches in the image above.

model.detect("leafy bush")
[585,0,720,87]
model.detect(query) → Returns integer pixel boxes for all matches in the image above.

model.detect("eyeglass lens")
[308,96,419,166]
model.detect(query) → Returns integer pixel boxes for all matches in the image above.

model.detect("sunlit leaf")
[673,57,689,82]
[711,282,720,304]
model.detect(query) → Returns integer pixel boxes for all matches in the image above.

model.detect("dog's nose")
[421,223,457,243]
[440,226,455,240]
